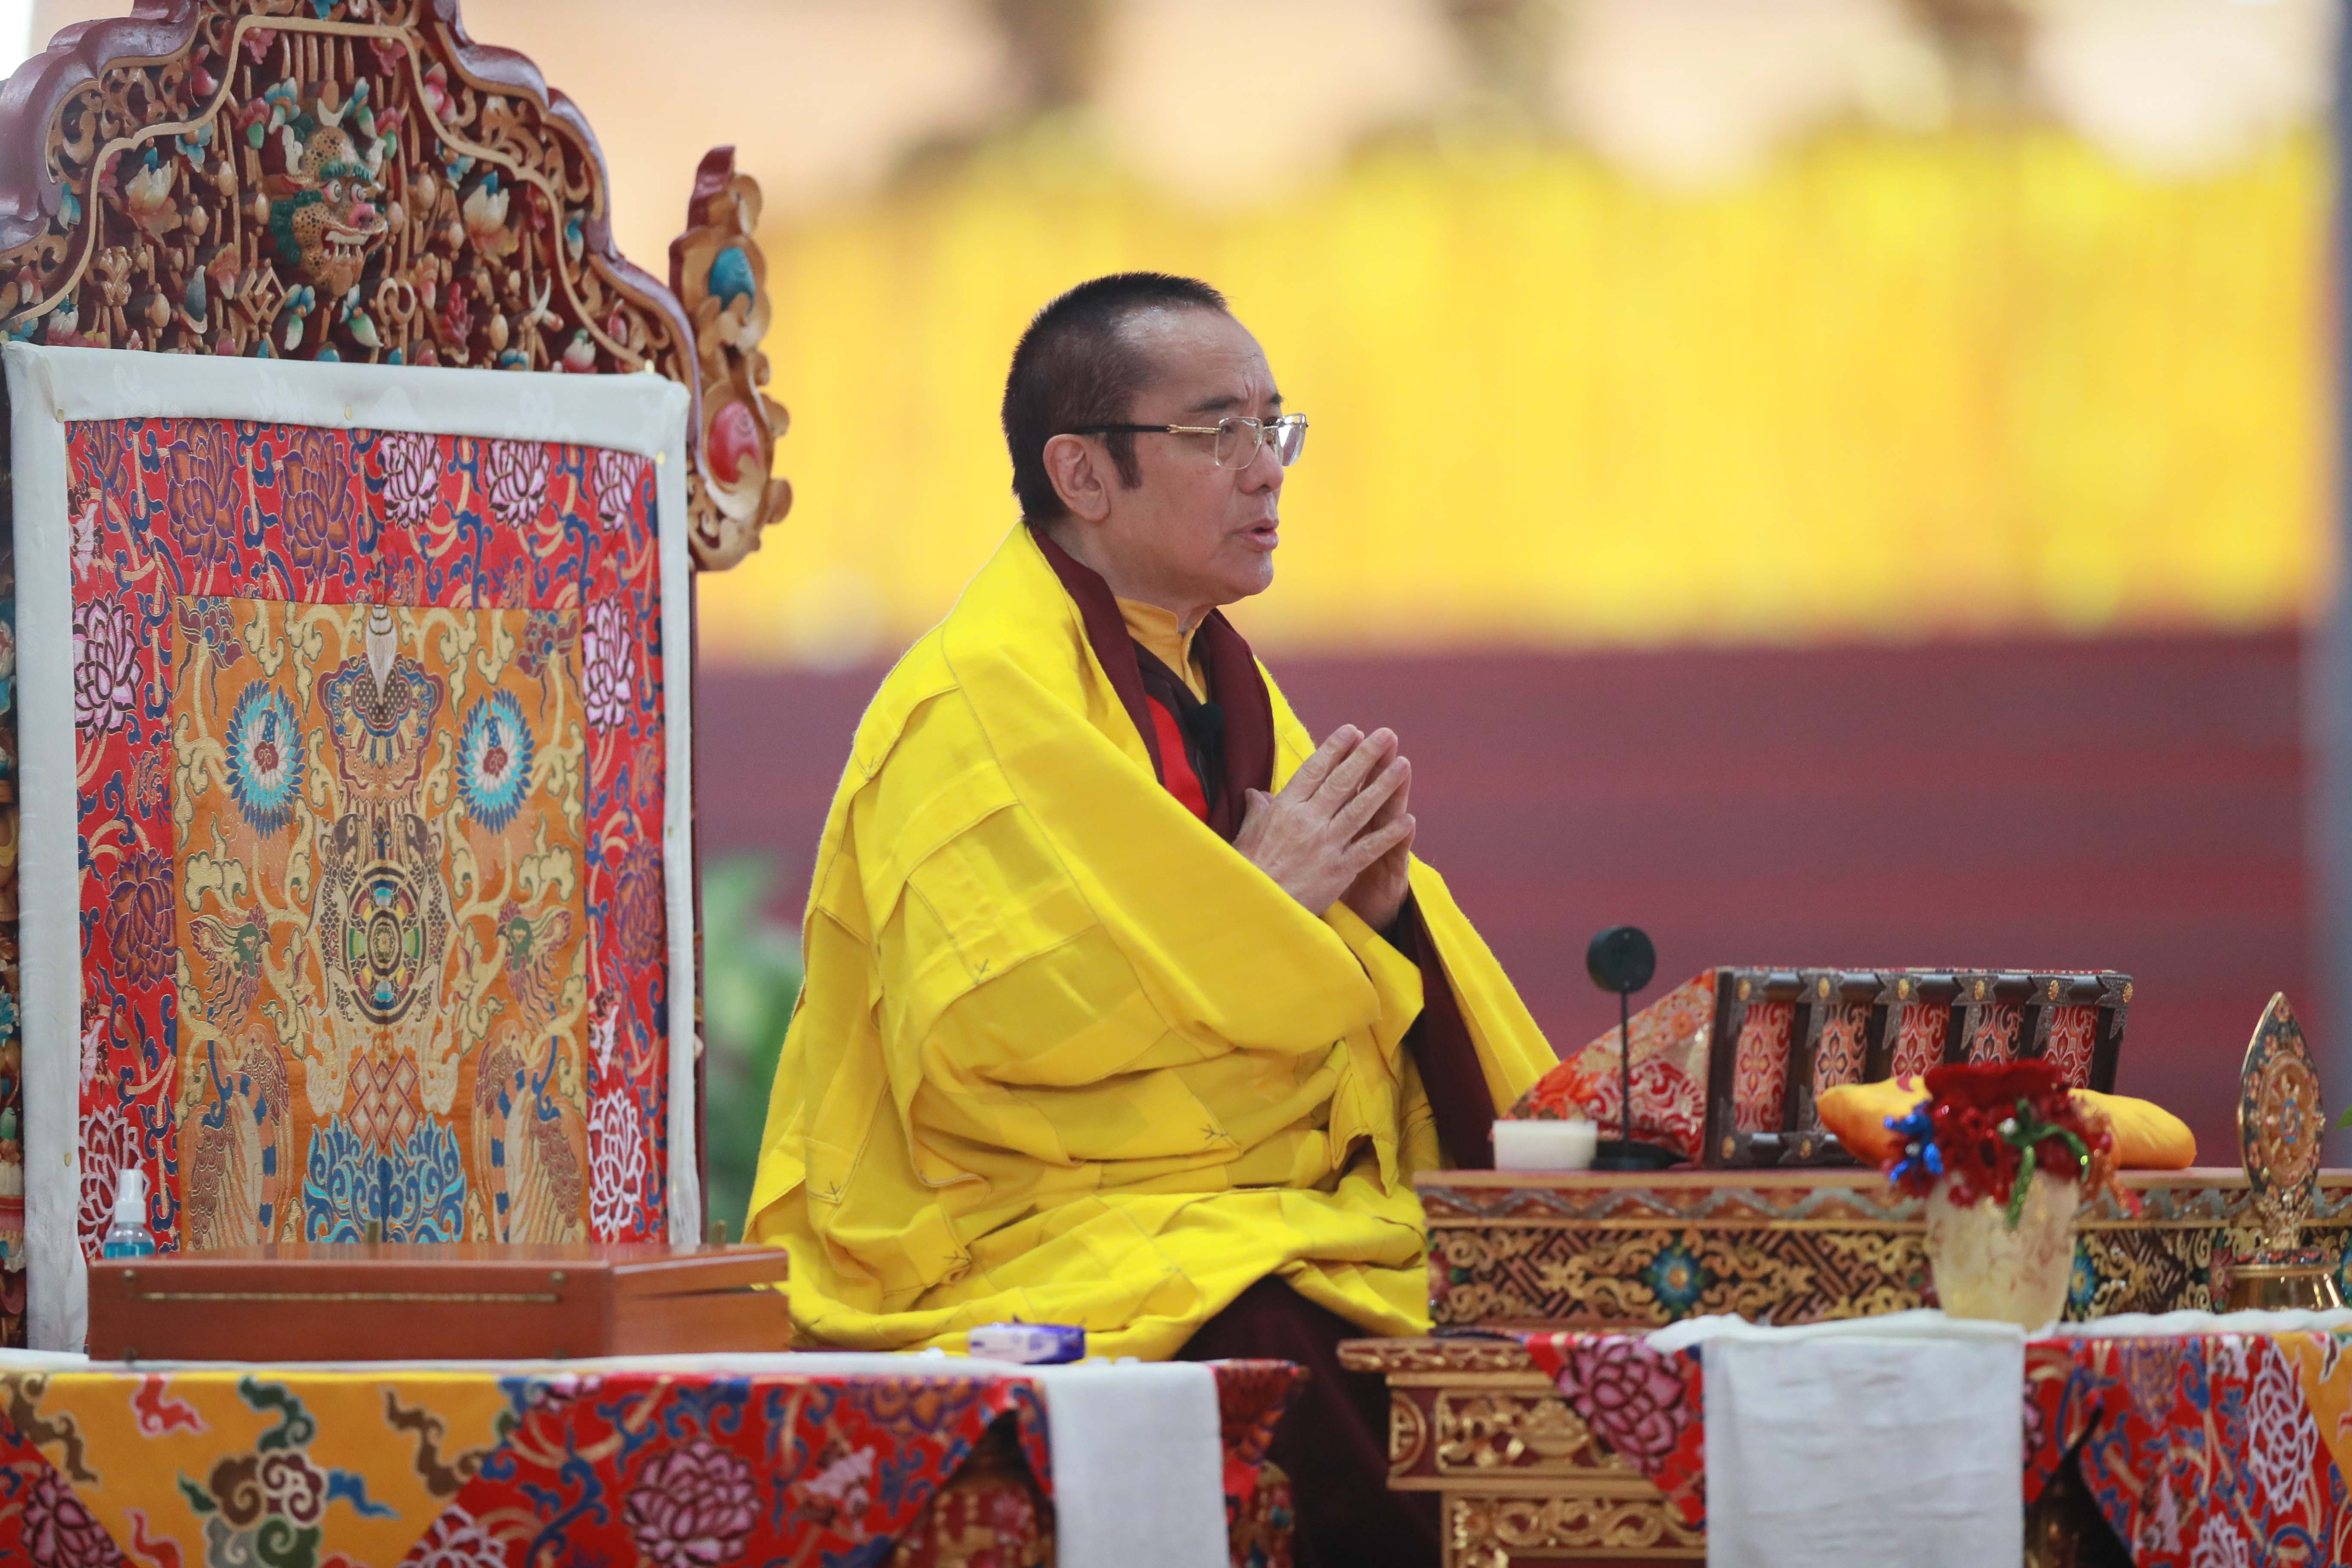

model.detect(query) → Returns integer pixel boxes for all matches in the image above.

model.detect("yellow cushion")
[1817,1078,1928,1165]
[1817,1078,2196,1169]
[2073,1088,2196,1170]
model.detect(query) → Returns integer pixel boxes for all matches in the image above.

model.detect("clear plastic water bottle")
[100,1166,154,1259]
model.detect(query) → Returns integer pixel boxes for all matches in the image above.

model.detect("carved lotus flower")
[122,158,182,238]
[624,1440,757,1567]
[461,178,516,259]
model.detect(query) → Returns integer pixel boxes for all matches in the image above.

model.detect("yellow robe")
[747,524,1556,1358]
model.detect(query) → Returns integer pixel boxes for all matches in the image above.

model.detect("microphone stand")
[1589,925,1682,1172]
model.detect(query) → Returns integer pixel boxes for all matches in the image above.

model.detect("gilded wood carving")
[0,0,791,569]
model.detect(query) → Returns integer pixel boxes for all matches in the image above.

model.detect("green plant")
[699,853,803,1240]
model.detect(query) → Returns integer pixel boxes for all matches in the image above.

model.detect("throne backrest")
[0,0,792,1349]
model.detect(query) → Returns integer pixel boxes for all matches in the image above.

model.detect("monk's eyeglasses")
[1067,413,1308,470]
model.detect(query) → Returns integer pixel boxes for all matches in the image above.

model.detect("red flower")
[624,1440,757,1567]
[1894,1059,2113,1209]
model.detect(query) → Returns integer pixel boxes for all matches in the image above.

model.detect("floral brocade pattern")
[1890,1003,1948,1082]
[0,1363,1294,1568]
[2025,1332,2352,1567]
[67,417,671,1253]
[1967,1002,2024,1066]
[1512,971,1714,1161]
[1730,1002,1792,1133]
[1522,1332,1707,1528]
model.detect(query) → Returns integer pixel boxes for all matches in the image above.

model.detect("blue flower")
[224,683,304,834]
[1641,1243,1710,1317]
[456,691,536,832]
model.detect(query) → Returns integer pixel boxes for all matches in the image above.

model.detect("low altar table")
[1346,1165,2352,1565]
[0,1355,1301,1567]
[1344,1320,2352,1566]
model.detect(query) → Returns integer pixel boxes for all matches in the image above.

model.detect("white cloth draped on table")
[1653,1311,2025,1568]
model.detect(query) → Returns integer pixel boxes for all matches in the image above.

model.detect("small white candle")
[1491,1118,1598,1173]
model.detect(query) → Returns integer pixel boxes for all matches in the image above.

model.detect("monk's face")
[1099,307,1285,611]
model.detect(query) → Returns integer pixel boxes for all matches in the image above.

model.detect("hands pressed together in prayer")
[1234,725,1416,931]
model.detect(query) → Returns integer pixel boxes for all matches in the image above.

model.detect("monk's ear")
[1043,433,1112,524]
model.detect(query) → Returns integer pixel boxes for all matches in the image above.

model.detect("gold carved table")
[1348,1167,2352,1566]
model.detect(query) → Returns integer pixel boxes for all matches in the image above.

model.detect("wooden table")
[1339,1336,1700,1567]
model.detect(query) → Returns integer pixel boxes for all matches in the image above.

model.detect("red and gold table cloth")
[0,1359,1298,1568]
[1523,1326,2352,1565]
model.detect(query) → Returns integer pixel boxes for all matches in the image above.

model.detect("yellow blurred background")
[709,126,2328,663]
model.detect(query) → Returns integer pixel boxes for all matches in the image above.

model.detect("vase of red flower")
[1883,1060,2116,1330]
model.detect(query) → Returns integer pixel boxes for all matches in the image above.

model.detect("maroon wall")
[697,630,2307,1164]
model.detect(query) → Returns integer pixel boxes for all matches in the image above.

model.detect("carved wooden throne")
[0,0,791,1349]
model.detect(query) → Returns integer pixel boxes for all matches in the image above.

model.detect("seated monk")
[748,272,1556,1568]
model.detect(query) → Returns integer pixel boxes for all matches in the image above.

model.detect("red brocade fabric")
[0,1361,1295,1568]
[1522,1331,1709,1529]
[64,417,674,1250]
[1526,1326,2352,1563]
[2023,1332,2352,1566]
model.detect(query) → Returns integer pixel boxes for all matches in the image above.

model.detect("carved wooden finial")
[668,146,792,572]
[0,0,787,570]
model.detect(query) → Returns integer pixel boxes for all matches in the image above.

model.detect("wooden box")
[86,1244,791,1362]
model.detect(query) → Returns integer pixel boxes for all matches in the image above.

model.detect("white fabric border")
[2,344,701,1348]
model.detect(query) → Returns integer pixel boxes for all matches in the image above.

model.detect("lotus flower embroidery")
[375,429,441,524]
[73,596,141,733]
[624,1439,757,1567]
[582,597,634,727]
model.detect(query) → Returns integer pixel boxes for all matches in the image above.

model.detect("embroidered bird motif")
[188,906,270,1025]
[497,900,573,1034]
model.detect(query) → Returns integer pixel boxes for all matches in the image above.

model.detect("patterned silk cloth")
[1525,1326,2352,1564]
[0,1359,1298,1567]
[65,416,677,1255]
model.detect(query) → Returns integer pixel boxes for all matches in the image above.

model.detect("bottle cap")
[111,1165,147,1225]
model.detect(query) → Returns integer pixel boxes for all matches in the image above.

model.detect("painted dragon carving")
[0,0,791,569]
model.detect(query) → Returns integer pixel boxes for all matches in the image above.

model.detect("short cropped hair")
[1001,272,1229,523]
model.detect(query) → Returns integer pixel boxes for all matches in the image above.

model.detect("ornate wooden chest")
[1423,1168,2352,1331]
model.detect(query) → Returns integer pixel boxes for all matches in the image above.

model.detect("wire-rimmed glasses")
[1067,413,1308,469]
